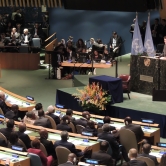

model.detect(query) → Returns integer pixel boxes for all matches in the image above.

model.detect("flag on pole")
[144,13,155,57]
[131,13,143,55]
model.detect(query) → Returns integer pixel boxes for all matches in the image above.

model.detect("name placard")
[140,75,153,83]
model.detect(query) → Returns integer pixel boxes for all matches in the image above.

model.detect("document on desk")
[150,151,163,158]
[24,130,33,134]
[142,128,156,133]
[48,134,61,140]
[110,123,124,128]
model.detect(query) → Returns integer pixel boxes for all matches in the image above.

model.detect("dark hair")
[31,138,40,148]
[66,109,73,116]
[61,131,68,141]
[96,39,102,44]
[7,119,14,129]
[103,116,110,124]
[160,154,166,166]
[9,132,18,145]
[142,143,151,154]
[62,115,69,122]
[100,141,109,151]
[124,116,132,124]
[87,120,95,129]
[38,110,44,117]
[76,38,85,48]
[35,103,42,110]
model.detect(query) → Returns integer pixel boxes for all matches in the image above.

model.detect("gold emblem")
[144,58,151,67]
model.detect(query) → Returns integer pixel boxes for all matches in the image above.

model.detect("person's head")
[94,50,99,56]
[133,18,136,23]
[124,116,132,125]
[82,111,90,120]
[62,115,70,124]
[68,153,77,164]
[35,103,43,111]
[103,116,110,124]
[67,41,72,47]
[9,131,18,145]
[102,123,110,132]
[39,128,48,139]
[38,110,45,117]
[128,148,138,160]
[7,22,12,27]
[160,154,166,166]
[12,28,17,33]
[142,143,151,154]
[113,32,117,38]
[100,141,109,152]
[7,119,14,129]
[87,120,95,129]
[0,92,5,101]
[66,109,73,117]
[90,38,95,45]
[77,39,84,46]
[96,39,102,44]
[154,18,159,24]
[60,131,69,141]
[23,29,28,35]
[47,105,55,114]
[16,23,21,28]
[18,122,26,133]
[35,23,39,29]
[11,104,19,114]
[31,138,40,149]
[26,111,36,119]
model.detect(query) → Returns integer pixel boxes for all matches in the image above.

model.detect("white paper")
[24,130,33,134]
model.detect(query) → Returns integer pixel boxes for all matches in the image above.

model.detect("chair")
[18,139,27,151]
[27,153,42,166]
[19,44,29,53]
[119,74,131,99]
[68,122,76,133]
[55,146,71,164]
[32,38,41,48]
[0,108,4,116]
[137,156,155,166]
[76,125,85,134]
[45,115,57,129]
[119,128,141,153]
[0,132,8,145]
[40,143,48,156]
[97,128,103,134]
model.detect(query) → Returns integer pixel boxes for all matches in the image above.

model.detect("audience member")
[121,116,144,143]
[0,119,14,140]
[45,105,60,125]
[58,153,77,166]
[11,27,20,39]
[75,111,90,127]
[28,138,53,166]
[7,35,20,52]
[159,153,166,166]
[138,143,158,166]
[82,120,98,136]
[5,21,13,37]
[122,148,147,166]
[20,28,32,45]
[39,128,56,159]
[76,38,86,52]
[5,104,19,121]
[16,122,31,149]
[57,115,72,132]
[33,102,43,117]
[66,109,75,124]
[23,111,36,125]
[16,23,23,34]
[31,23,43,39]
[91,141,114,166]
[34,110,52,128]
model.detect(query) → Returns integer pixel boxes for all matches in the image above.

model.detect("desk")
[0,147,30,166]
[89,75,123,103]
[61,62,112,68]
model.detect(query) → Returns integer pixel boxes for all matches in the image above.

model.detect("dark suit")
[138,153,158,166]
[31,27,44,39]
[75,118,88,127]
[0,128,13,140]
[57,122,72,132]
[39,137,56,159]
[122,124,144,143]
[5,110,18,121]
[54,140,83,157]
[0,137,7,147]
[34,116,52,129]
[0,100,10,114]
[82,126,98,136]
[91,150,114,166]
[20,33,32,46]
[47,113,60,125]
[58,161,75,166]
[16,131,31,149]
[98,131,120,159]
[123,160,147,166]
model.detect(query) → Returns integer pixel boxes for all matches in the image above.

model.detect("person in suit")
[98,123,129,162]
[121,116,144,143]
[82,120,98,136]
[16,122,31,149]
[28,138,53,166]
[91,141,114,166]
[45,105,60,125]
[5,104,19,121]
[0,119,14,140]
[75,111,90,127]
[39,129,56,159]
[66,46,77,61]
[109,32,122,60]
[58,153,77,166]
[66,109,75,125]
[54,131,88,157]
[34,110,52,129]
[31,23,44,39]
[138,143,158,166]
[0,137,7,147]
[122,148,147,166]
[0,92,10,115]
[11,27,20,39]
[160,153,166,166]
[23,111,36,125]
[20,28,32,46]
[7,35,20,52]
[57,115,72,132]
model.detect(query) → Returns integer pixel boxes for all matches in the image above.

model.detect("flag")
[131,14,143,55]
[144,13,155,57]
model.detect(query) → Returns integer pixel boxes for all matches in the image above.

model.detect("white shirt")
[24,35,28,42]
[112,38,116,49]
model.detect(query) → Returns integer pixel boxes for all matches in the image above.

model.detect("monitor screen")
[26,96,34,101]
[96,119,103,124]
[56,104,64,109]
[85,158,100,165]
[141,118,154,124]
[12,145,23,152]
[156,142,166,148]
[82,132,93,137]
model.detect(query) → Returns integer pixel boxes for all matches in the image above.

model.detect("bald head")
[0,92,5,101]
[128,148,138,159]
[68,153,76,163]
[82,111,90,120]
[47,105,55,113]
[39,129,48,139]
[18,122,26,133]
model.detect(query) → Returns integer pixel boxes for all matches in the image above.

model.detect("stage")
[56,75,166,138]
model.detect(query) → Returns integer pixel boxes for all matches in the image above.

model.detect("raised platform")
[56,75,166,138]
